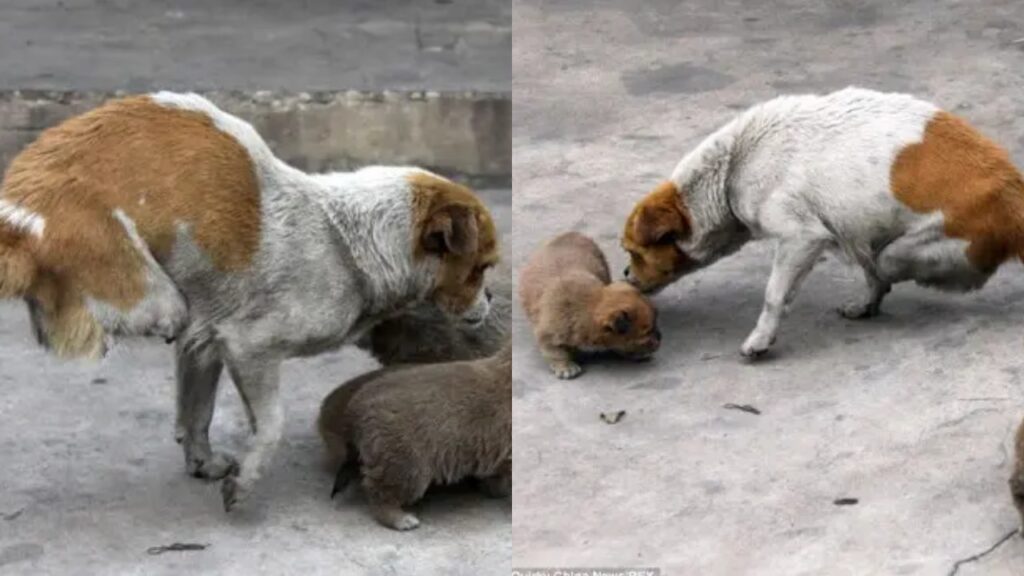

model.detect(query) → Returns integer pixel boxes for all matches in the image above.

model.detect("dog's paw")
[740,332,775,359]
[387,513,421,531]
[221,473,250,513]
[837,300,879,319]
[188,452,238,480]
[550,361,583,379]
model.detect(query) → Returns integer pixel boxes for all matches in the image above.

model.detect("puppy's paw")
[371,503,421,531]
[221,473,250,513]
[550,361,583,379]
[389,513,421,531]
[837,300,879,319]
[740,332,775,359]
[188,452,238,480]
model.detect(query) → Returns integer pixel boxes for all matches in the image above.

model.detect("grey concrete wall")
[0,90,510,183]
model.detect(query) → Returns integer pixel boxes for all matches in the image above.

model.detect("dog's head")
[621,181,698,293]
[410,171,499,326]
[590,281,661,359]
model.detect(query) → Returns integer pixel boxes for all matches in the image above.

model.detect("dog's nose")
[484,288,493,302]
[653,328,662,342]
[623,266,630,278]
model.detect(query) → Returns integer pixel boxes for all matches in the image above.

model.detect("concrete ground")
[0,0,509,92]
[512,1,1024,574]
[0,187,509,576]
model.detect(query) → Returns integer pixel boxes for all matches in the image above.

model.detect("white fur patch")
[0,199,45,238]
[149,91,277,167]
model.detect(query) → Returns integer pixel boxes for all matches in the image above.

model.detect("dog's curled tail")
[0,237,37,299]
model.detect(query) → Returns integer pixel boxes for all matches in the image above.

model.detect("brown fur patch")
[621,180,696,292]
[891,111,1024,272]
[408,171,499,314]
[0,227,35,298]
[0,95,262,356]
[519,232,661,367]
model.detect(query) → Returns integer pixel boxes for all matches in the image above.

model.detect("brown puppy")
[519,231,660,379]
[1011,417,1024,535]
[317,342,511,531]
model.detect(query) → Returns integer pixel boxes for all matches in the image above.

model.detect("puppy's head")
[590,281,661,359]
[621,181,697,293]
[1011,469,1024,533]
[411,171,499,326]
[1013,419,1024,534]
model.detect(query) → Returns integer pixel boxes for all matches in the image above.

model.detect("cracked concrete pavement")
[0,189,509,576]
[512,1,1024,574]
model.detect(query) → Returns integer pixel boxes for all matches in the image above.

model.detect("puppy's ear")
[422,204,479,256]
[633,182,688,246]
[605,310,633,335]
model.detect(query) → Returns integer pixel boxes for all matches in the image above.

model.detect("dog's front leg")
[741,237,826,358]
[175,341,237,480]
[220,355,284,512]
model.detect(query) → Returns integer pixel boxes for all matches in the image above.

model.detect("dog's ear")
[605,310,633,335]
[422,204,479,256]
[633,182,688,246]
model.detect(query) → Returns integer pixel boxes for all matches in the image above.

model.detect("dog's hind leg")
[86,210,188,340]
[219,353,284,512]
[838,266,891,319]
[876,227,992,292]
[741,237,828,358]
[175,340,236,480]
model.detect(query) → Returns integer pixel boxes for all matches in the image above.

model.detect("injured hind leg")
[27,281,108,359]
[85,210,188,340]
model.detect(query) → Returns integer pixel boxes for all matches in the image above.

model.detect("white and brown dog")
[623,87,1024,358]
[0,93,498,510]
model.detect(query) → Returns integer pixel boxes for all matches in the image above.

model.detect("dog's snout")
[485,287,493,303]
[623,266,630,278]
[653,328,662,342]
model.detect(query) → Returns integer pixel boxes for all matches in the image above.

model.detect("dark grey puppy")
[318,342,511,530]
[358,262,511,365]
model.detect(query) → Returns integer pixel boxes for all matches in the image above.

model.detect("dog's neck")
[670,117,751,266]
[310,169,434,316]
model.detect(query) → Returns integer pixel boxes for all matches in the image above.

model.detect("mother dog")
[0,93,498,510]
[623,87,1024,357]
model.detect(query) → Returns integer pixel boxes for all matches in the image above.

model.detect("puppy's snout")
[485,287,493,303]
[623,265,631,278]
[653,328,662,343]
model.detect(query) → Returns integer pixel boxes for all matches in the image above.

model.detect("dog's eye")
[655,232,676,246]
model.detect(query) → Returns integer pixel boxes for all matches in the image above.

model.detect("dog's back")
[724,88,1024,273]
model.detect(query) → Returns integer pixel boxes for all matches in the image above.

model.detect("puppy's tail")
[330,460,358,499]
